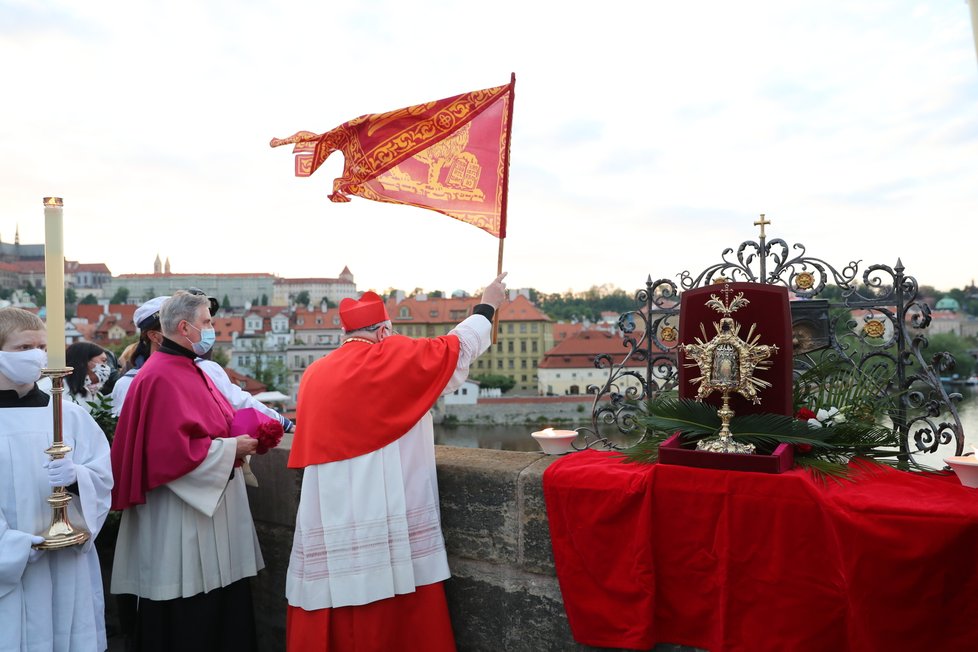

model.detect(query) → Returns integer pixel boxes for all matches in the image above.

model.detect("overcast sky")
[2,1,976,297]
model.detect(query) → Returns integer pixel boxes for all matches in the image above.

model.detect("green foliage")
[102,334,139,358]
[534,285,635,321]
[64,288,77,305]
[473,373,515,392]
[79,294,98,305]
[210,346,231,368]
[222,294,231,311]
[86,394,118,445]
[295,290,310,307]
[792,356,894,423]
[261,294,269,306]
[924,332,977,378]
[623,396,927,481]
[110,287,129,304]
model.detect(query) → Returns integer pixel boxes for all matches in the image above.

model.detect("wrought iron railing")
[578,217,965,462]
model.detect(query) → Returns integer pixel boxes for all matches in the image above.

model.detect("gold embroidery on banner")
[376,123,486,202]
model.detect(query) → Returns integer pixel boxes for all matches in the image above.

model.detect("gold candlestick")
[35,196,89,550]
[35,369,89,549]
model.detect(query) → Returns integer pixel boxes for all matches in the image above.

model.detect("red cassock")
[287,334,461,652]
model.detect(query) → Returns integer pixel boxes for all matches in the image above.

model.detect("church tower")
[154,253,162,274]
[165,257,171,275]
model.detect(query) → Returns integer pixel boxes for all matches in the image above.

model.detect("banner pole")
[492,237,504,344]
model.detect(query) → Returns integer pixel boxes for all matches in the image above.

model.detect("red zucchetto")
[338,291,389,331]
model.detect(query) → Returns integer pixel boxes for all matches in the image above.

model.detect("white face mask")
[92,362,112,384]
[0,349,48,385]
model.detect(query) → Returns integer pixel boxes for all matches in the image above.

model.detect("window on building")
[532,341,538,353]
[496,342,502,352]
[531,323,539,333]
[461,388,468,395]
[507,341,514,353]
[521,359,527,368]
[399,307,410,318]
[532,360,538,368]
[508,360,514,369]
[477,360,483,369]
[521,375,527,381]
[497,359,503,369]
[520,340,527,353]
[520,323,527,333]
[507,324,514,334]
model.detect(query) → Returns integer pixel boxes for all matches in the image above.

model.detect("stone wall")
[246,444,701,652]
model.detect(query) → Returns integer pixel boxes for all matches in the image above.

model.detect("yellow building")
[389,293,553,394]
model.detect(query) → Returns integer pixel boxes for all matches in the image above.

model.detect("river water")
[435,386,978,464]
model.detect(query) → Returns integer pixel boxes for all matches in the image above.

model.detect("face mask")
[0,348,48,385]
[91,362,111,384]
[186,324,216,356]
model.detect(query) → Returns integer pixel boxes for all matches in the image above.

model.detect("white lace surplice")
[287,314,491,610]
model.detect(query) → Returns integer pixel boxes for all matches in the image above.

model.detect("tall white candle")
[43,197,66,368]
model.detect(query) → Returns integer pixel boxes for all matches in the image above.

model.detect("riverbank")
[437,395,594,427]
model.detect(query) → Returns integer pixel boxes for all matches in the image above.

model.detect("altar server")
[285,273,507,651]
[110,291,263,651]
[0,307,113,651]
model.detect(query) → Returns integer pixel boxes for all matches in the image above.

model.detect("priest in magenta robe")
[110,291,263,652]
[285,273,507,652]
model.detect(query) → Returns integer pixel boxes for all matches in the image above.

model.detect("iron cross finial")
[754,214,770,238]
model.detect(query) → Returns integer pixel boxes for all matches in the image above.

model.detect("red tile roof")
[213,317,244,343]
[224,368,267,394]
[75,304,137,329]
[293,307,343,330]
[390,294,550,324]
[539,331,655,369]
[116,272,276,279]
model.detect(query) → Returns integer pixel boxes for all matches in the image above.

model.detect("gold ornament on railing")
[681,282,779,454]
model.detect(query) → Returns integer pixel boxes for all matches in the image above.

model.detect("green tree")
[80,294,98,305]
[248,341,290,392]
[110,287,130,304]
[261,294,269,306]
[473,373,516,393]
[65,288,78,305]
[210,346,230,368]
[926,333,977,379]
[295,290,311,307]
[222,294,232,311]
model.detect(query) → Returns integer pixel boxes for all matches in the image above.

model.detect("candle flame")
[971,445,978,458]
[43,197,63,207]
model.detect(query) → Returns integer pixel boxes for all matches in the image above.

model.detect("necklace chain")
[343,337,374,346]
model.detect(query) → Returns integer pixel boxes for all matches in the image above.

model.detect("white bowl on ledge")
[945,456,978,488]
[531,428,579,455]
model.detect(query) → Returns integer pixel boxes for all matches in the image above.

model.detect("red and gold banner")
[271,76,515,238]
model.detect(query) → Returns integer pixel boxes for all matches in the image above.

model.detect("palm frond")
[636,398,720,437]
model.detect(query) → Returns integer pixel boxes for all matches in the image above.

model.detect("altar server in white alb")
[0,307,113,651]
[286,273,506,652]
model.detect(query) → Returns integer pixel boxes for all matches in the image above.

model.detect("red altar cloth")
[543,450,978,652]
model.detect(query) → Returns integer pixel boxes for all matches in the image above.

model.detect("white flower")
[807,418,823,429]
[814,407,845,427]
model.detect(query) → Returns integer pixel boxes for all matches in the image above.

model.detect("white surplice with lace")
[286,314,491,610]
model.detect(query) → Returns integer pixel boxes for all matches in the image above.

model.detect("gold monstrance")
[681,282,779,454]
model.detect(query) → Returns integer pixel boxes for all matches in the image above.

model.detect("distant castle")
[0,225,45,263]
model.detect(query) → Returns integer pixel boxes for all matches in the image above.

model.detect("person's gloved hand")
[28,535,45,563]
[44,457,77,487]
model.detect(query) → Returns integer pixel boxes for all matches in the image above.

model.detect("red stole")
[111,351,235,510]
[288,334,461,468]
